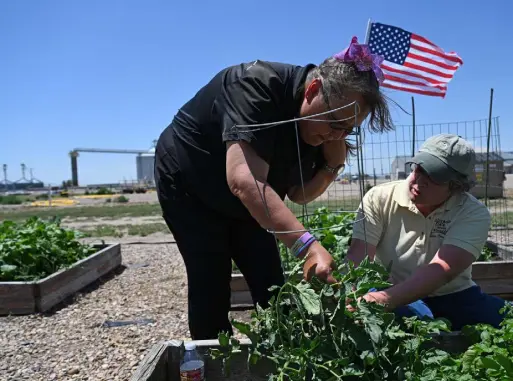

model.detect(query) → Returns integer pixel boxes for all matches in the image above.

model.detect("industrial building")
[390,155,413,180]
[69,142,157,187]
[1,164,44,192]
[136,147,156,185]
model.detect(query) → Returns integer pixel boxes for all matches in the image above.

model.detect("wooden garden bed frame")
[131,333,472,381]
[230,240,513,309]
[0,243,122,315]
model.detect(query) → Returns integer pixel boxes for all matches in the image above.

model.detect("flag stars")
[368,23,411,65]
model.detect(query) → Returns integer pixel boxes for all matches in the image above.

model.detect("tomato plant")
[0,217,96,281]
[214,257,513,380]
[215,208,513,380]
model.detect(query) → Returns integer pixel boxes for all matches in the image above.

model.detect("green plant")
[115,195,129,203]
[0,195,24,205]
[0,217,96,281]
[213,258,457,380]
[478,246,495,262]
[96,187,112,195]
[215,208,513,380]
[214,258,513,380]
[232,207,355,273]
[277,207,354,272]
[455,305,513,380]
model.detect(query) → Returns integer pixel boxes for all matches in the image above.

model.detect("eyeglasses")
[321,87,359,135]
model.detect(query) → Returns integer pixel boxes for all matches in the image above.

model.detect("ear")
[304,78,323,103]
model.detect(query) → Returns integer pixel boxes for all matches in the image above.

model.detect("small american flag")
[367,22,463,98]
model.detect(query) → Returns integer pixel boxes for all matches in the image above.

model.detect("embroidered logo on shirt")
[431,218,451,237]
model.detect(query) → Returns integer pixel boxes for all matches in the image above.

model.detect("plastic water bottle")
[180,342,205,381]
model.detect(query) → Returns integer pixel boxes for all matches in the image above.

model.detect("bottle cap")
[184,342,197,351]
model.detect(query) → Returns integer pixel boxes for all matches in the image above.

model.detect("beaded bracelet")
[291,232,316,258]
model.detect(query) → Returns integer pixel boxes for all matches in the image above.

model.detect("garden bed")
[134,253,513,381]
[0,243,121,315]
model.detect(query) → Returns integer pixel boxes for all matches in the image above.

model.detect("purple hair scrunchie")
[333,36,385,84]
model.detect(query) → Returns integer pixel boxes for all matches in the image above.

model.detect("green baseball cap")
[407,134,475,184]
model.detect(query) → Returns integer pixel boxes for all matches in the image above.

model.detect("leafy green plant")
[281,207,355,268]
[96,187,112,195]
[115,195,129,203]
[455,305,513,380]
[232,208,355,273]
[0,217,96,281]
[214,258,513,380]
[477,246,495,262]
[0,195,25,205]
[216,208,513,380]
[213,258,458,380]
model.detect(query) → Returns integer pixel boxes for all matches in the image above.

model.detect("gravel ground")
[0,243,250,381]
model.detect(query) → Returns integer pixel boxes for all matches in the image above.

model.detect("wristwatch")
[322,163,345,175]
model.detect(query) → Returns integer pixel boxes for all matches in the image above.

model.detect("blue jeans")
[370,286,508,331]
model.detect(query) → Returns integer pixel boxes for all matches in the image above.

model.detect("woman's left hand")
[322,140,347,168]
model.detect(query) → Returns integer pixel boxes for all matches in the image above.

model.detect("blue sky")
[1,0,511,185]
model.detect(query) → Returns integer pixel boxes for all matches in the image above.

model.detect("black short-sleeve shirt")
[156,60,324,220]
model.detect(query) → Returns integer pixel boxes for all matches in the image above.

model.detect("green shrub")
[0,217,96,281]
[0,195,24,205]
[115,195,129,203]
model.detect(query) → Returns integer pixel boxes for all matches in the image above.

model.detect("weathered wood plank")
[0,281,35,315]
[0,243,122,315]
[130,341,169,381]
[230,273,249,291]
[166,340,183,379]
[230,290,253,308]
[472,261,513,279]
[36,243,122,312]
[160,334,471,381]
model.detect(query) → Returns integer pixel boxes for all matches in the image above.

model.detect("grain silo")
[136,148,155,186]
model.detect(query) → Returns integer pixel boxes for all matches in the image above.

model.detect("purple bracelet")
[291,232,316,257]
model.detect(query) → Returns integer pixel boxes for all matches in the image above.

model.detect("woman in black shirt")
[155,36,394,339]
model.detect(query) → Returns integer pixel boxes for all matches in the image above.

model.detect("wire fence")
[284,116,513,259]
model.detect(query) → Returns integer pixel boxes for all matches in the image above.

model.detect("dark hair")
[449,176,475,193]
[306,57,395,157]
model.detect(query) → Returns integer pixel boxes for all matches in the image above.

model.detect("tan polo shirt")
[351,180,491,297]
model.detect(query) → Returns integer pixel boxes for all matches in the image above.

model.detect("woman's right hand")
[302,241,336,284]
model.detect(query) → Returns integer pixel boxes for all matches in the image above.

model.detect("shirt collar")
[290,64,317,115]
[392,180,412,208]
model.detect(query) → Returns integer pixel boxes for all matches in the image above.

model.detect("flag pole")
[411,96,416,157]
[364,18,372,44]
[485,88,494,206]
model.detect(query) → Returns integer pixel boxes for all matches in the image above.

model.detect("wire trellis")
[229,100,370,274]
[281,116,512,260]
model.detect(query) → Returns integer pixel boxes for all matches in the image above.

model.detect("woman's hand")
[346,290,392,312]
[322,139,347,168]
[303,241,336,284]
[361,291,391,308]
